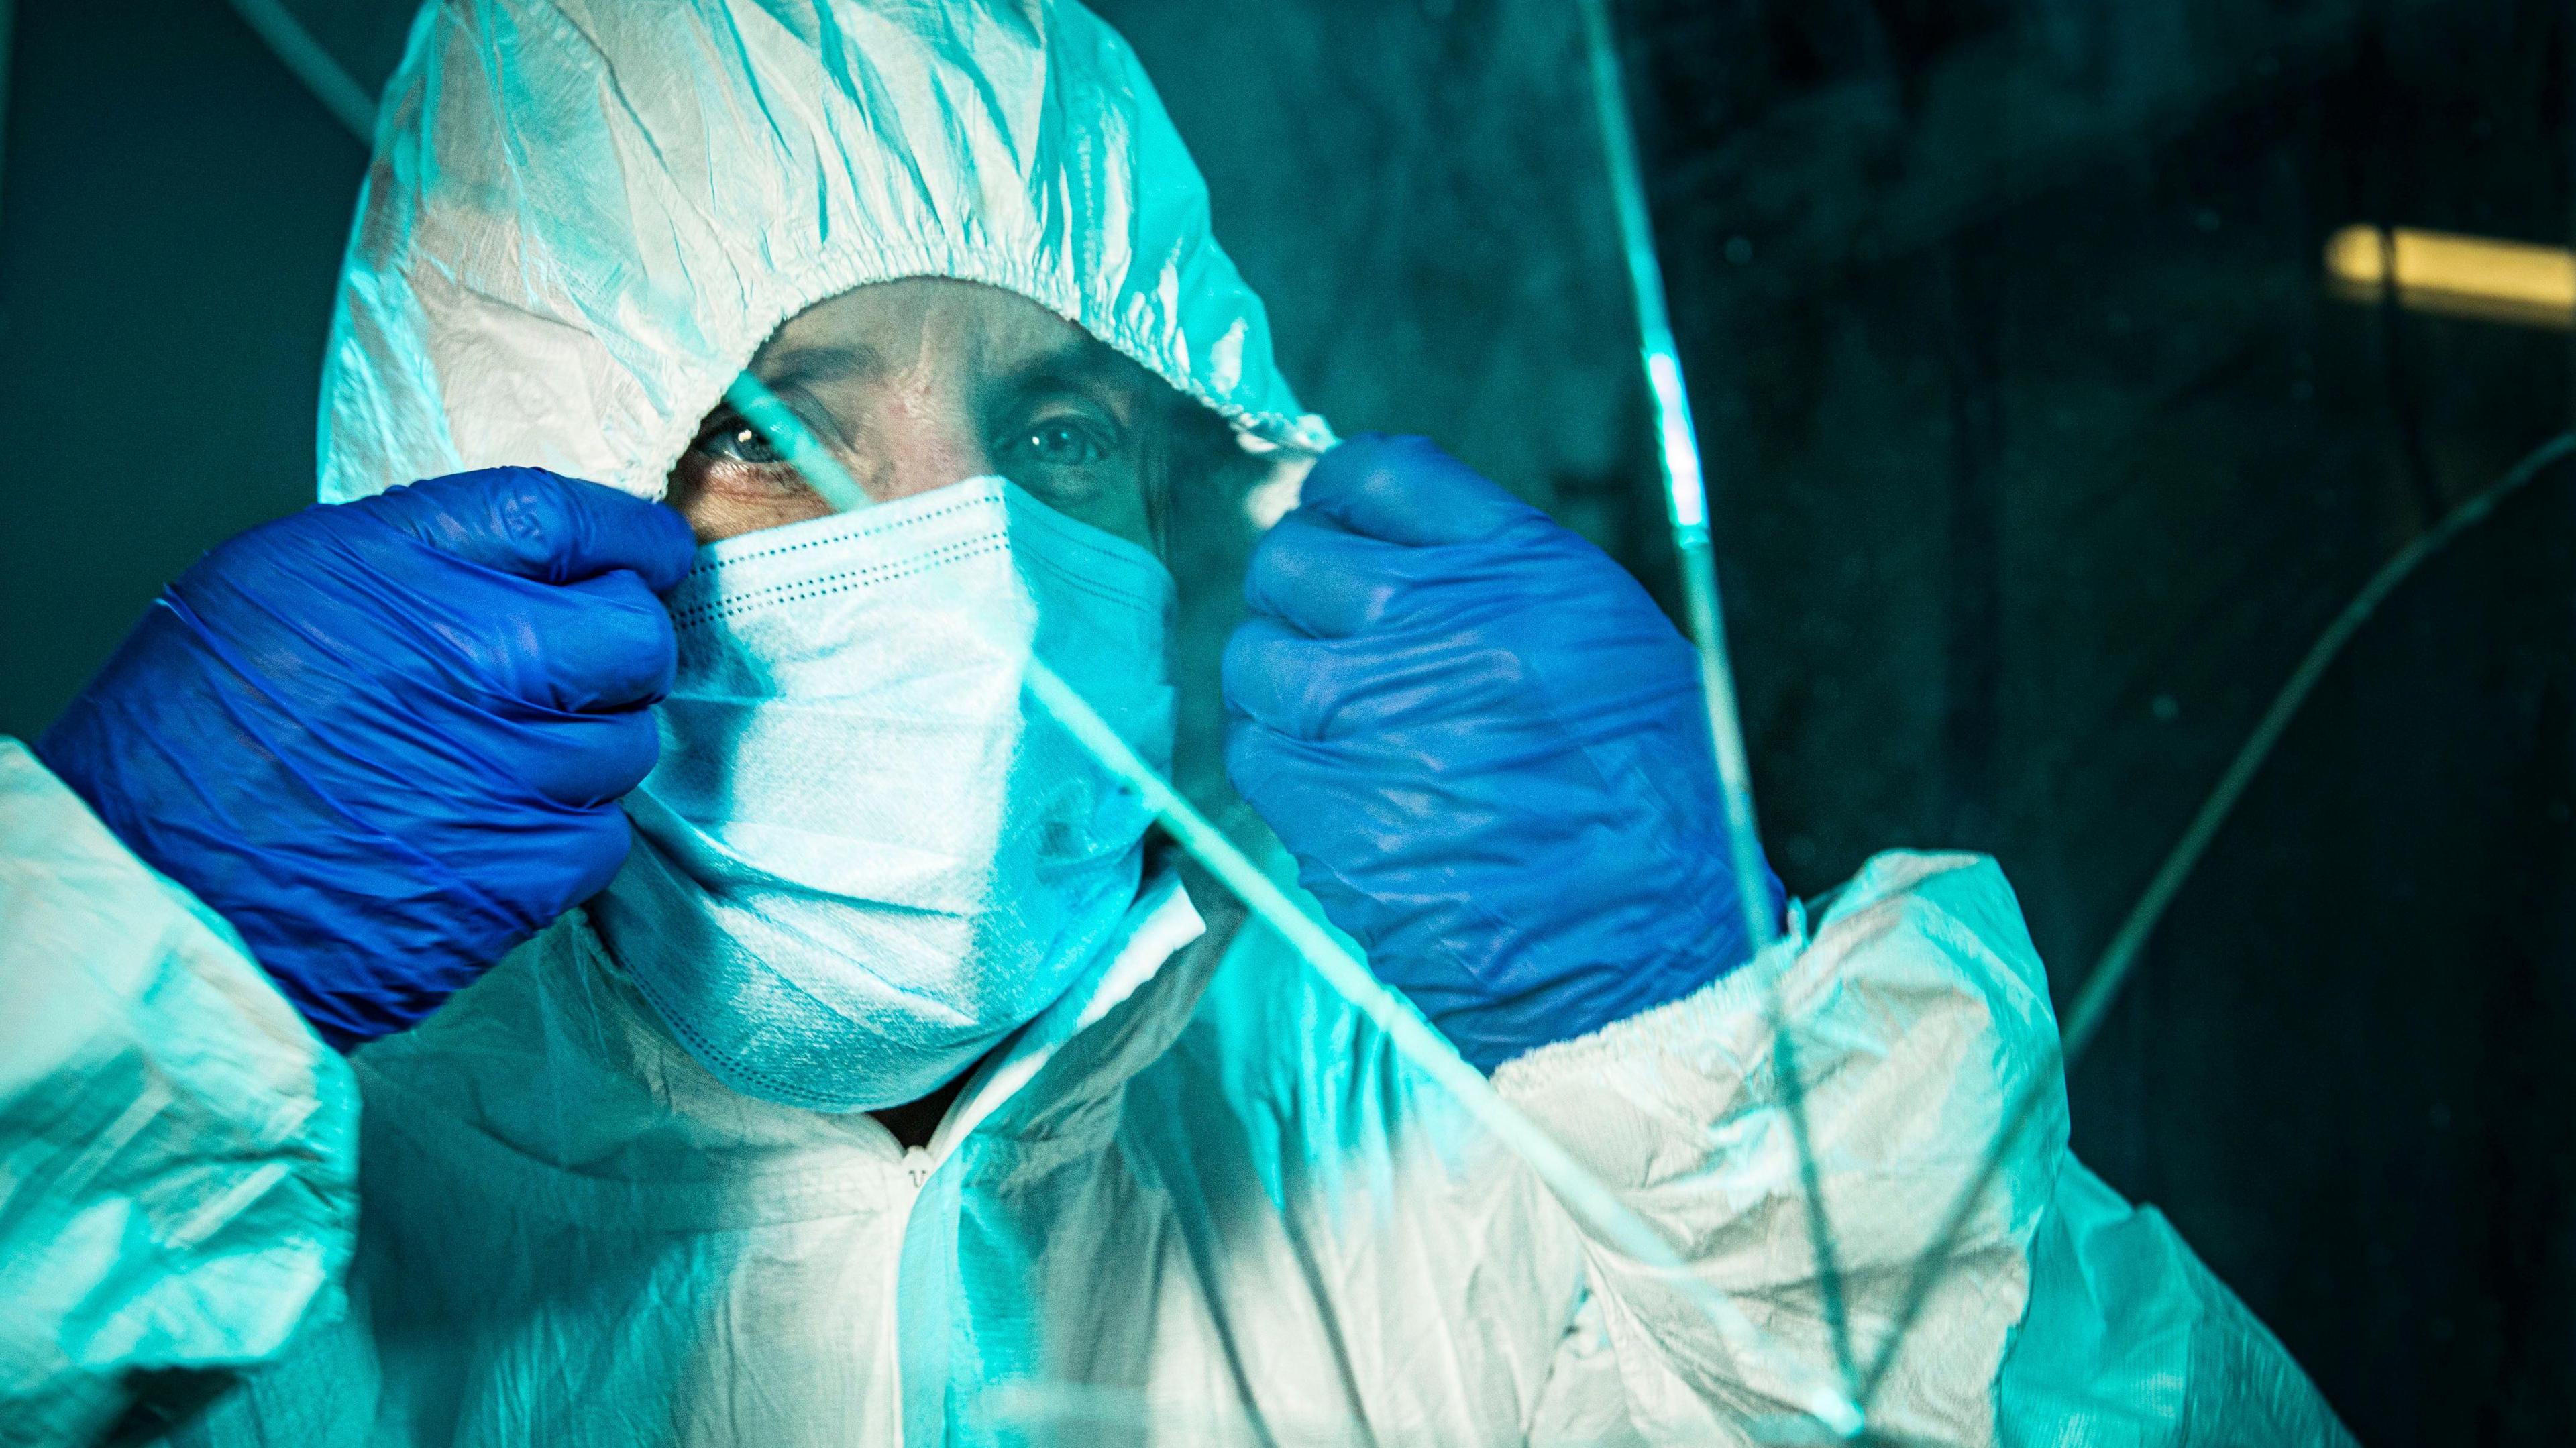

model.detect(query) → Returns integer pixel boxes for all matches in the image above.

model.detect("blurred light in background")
[2326,223,2576,329]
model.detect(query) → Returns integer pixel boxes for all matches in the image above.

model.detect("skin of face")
[665,278,1232,1137]
[668,278,1182,549]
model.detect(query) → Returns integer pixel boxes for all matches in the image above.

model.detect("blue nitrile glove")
[37,468,696,1049]
[1222,435,1785,1071]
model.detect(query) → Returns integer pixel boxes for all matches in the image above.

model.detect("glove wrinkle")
[1227,436,1783,1072]
[37,469,692,1049]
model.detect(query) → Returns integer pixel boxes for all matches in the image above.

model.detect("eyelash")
[1005,413,1118,469]
[686,408,1123,471]
[689,412,784,467]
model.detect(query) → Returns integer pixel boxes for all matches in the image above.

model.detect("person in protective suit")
[0,1,2353,1444]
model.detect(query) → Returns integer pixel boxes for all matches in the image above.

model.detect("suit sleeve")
[0,738,358,1447]
[1495,851,2348,1445]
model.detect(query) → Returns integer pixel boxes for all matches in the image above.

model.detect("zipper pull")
[903,1145,931,1190]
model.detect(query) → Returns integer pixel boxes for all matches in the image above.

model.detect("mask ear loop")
[727,370,1868,1439]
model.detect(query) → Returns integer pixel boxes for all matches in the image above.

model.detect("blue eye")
[1012,416,1113,467]
[692,416,783,466]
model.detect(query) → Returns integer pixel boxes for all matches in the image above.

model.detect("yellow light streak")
[2326,224,2576,329]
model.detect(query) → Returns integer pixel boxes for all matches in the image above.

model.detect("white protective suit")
[0,1,2355,1444]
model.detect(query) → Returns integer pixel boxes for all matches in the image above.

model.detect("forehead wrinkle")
[751,285,1155,442]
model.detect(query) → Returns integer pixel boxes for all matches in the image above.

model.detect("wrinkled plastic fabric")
[1999,1165,2355,1448]
[1225,435,1787,1070]
[0,742,358,1446]
[318,0,1332,508]
[32,469,694,1048]
[0,0,2359,1441]
[140,848,2314,1448]
[0,747,2357,1446]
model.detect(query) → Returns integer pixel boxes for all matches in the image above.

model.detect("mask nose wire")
[727,365,1869,1439]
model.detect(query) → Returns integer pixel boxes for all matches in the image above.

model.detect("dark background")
[3,0,2572,1438]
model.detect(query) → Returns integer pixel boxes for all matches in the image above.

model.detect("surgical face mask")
[592,476,1176,1113]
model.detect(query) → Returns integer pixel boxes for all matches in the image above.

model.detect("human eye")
[687,410,785,466]
[999,407,1121,471]
[985,387,1153,546]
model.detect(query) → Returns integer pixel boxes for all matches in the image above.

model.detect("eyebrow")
[754,328,1152,429]
[996,335,1145,407]
[757,343,888,393]
[759,331,1123,386]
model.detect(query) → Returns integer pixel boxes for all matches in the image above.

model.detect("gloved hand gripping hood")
[317,0,1330,503]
